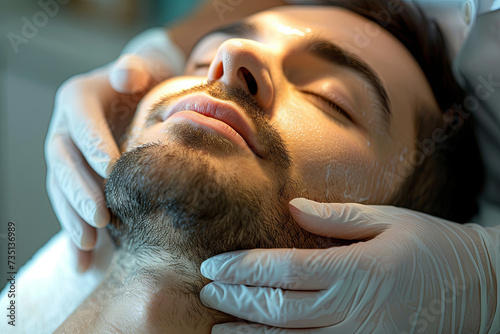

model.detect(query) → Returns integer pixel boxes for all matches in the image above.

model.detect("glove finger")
[201,283,352,328]
[212,322,336,334]
[48,132,110,228]
[47,173,97,250]
[212,323,276,334]
[201,248,326,289]
[57,76,121,178]
[201,242,384,290]
[109,54,151,94]
[71,242,93,273]
[213,322,393,334]
[289,199,393,239]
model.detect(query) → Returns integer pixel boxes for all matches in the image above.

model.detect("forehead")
[248,6,422,80]
[247,5,435,95]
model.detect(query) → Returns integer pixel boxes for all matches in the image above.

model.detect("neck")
[55,247,232,333]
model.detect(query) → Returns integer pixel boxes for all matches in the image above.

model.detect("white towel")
[0,229,114,334]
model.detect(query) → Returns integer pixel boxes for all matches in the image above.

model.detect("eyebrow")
[305,37,391,126]
[194,21,391,126]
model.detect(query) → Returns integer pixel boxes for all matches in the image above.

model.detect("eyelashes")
[193,62,211,70]
[301,90,352,121]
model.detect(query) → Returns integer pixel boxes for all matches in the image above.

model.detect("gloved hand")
[200,198,500,333]
[45,28,185,272]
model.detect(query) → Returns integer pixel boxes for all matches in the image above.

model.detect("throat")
[55,248,234,334]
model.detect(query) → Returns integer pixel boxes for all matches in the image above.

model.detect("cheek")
[278,112,400,204]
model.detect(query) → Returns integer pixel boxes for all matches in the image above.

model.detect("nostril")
[213,62,224,79]
[240,67,258,95]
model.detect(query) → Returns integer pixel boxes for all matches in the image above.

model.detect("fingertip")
[200,264,211,280]
[288,198,310,217]
[200,251,247,281]
[93,206,110,228]
[200,283,219,309]
[76,249,93,273]
[289,198,341,219]
[70,240,92,273]
[289,200,362,238]
[289,198,341,226]
[200,258,217,280]
[211,324,225,334]
[80,225,97,251]
[109,54,150,93]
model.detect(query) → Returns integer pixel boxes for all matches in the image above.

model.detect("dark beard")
[105,82,343,266]
[106,142,279,262]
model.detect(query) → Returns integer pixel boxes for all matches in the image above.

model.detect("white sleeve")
[413,1,500,227]
[455,9,500,227]
[410,0,477,66]
[411,0,500,82]
[477,0,500,13]
[0,229,113,333]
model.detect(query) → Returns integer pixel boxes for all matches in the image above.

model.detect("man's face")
[127,6,437,204]
[107,6,439,260]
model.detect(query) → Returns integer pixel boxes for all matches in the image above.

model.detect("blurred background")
[0,0,201,282]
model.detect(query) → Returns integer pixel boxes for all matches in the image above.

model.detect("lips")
[159,94,263,157]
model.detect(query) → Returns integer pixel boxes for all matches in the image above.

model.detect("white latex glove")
[200,198,500,333]
[44,28,185,271]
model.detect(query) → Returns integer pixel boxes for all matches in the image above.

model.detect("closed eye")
[301,90,352,122]
[193,62,211,70]
[191,65,353,122]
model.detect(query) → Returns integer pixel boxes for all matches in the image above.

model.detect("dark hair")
[299,0,484,222]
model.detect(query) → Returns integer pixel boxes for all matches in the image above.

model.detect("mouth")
[157,93,264,158]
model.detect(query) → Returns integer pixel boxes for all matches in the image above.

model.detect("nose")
[207,39,274,110]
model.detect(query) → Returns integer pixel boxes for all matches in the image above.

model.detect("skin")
[130,6,438,205]
[56,6,440,333]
